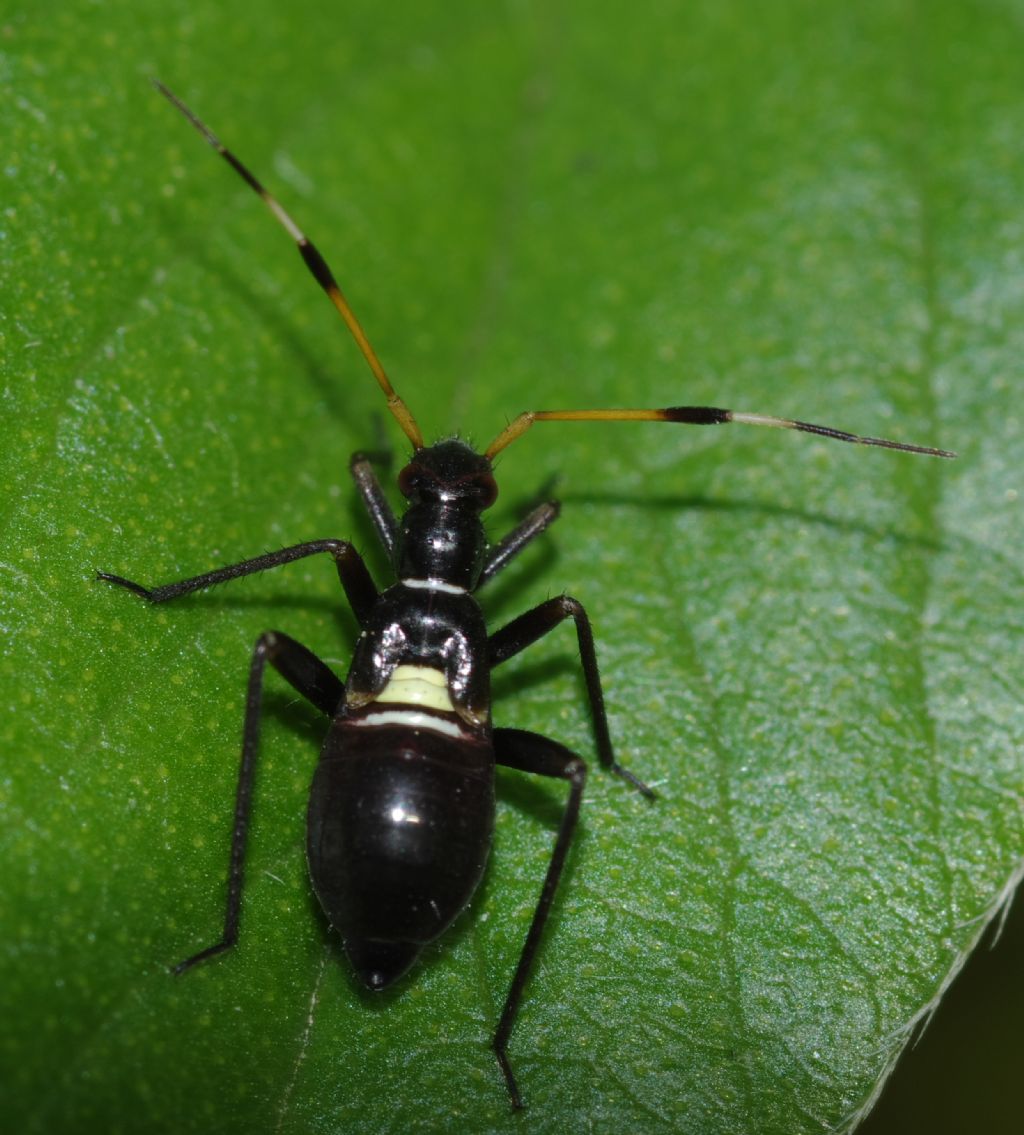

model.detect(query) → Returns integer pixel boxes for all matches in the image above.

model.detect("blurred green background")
[2,1,1021,1132]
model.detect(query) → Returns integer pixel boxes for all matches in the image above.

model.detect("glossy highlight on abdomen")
[307,720,495,987]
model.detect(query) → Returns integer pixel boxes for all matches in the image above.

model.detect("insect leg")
[490,726,587,1109]
[478,501,561,588]
[99,538,378,624]
[175,630,344,974]
[350,452,399,561]
[489,596,653,797]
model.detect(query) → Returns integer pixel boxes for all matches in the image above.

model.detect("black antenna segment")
[154,80,424,450]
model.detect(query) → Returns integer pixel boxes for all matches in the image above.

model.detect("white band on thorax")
[400,577,467,595]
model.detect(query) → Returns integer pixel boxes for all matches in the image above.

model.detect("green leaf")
[3,2,1021,1132]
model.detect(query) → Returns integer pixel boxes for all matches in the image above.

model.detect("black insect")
[99,82,955,1108]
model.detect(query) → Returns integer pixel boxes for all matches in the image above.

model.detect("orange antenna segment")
[486,406,955,460]
[154,81,424,450]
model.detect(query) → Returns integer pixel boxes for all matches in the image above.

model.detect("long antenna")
[486,405,955,460]
[154,80,424,450]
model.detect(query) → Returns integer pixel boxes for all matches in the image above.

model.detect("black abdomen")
[307,719,494,988]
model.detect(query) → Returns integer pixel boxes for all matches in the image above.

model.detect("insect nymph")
[100,82,955,1108]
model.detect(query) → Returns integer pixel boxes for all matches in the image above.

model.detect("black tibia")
[98,538,378,625]
[174,630,344,975]
[350,452,399,563]
[478,500,561,589]
[488,596,654,798]
[490,727,587,1110]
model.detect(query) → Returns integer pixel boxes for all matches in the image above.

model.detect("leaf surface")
[2,2,1021,1132]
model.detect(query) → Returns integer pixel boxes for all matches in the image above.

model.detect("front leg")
[350,452,399,563]
[478,501,560,589]
[489,596,654,798]
[99,538,378,626]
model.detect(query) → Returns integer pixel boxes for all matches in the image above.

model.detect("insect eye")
[397,464,420,498]
[475,473,498,509]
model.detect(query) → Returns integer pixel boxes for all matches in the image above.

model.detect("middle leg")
[488,596,654,797]
[99,538,378,625]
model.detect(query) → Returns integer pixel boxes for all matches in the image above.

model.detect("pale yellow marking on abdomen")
[375,665,455,713]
